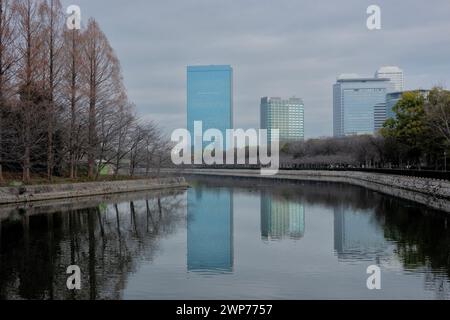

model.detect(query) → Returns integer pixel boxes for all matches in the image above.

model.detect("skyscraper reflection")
[260,191,305,241]
[187,187,234,273]
[333,205,390,261]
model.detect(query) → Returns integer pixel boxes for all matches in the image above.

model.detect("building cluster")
[333,66,418,137]
[187,65,305,145]
[186,64,421,143]
[186,186,306,274]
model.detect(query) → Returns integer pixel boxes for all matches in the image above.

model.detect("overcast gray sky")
[61,0,450,138]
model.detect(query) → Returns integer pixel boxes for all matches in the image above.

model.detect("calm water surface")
[1,176,450,300]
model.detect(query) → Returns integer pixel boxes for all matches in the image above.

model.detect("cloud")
[61,0,450,138]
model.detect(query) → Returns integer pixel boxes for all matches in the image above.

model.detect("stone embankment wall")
[181,169,450,213]
[0,177,188,205]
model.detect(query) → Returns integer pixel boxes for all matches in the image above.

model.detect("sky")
[60,0,450,139]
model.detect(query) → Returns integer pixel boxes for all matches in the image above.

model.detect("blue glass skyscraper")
[187,65,233,146]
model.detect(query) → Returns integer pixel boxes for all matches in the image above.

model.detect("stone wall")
[0,177,188,205]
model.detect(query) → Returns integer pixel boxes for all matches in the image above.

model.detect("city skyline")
[59,0,450,139]
[187,63,414,142]
[1,0,450,304]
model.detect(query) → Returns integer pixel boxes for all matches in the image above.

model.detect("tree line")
[282,88,450,170]
[0,0,167,183]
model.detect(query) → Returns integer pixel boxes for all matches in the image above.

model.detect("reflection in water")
[187,187,234,274]
[333,205,392,261]
[1,177,450,299]
[0,191,185,300]
[373,197,450,299]
[188,177,450,299]
[261,191,305,241]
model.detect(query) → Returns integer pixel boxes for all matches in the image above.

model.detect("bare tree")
[61,19,85,179]
[0,2,166,183]
[110,104,134,177]
[95,95,131,179]
[142,122,161,177]
[425,88,450,147]
[83,18,121,179]
[282,136,381,168]
[14,0,45,182]
[128,122,146,177]
[0,0,18,182]
[39,0,64,180]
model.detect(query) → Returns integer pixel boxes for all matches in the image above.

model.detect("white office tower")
[375,66,404,92]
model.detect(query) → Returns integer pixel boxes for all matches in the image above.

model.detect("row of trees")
[281,135,387,168]
[283,88,450,170]
[0,0,166,183]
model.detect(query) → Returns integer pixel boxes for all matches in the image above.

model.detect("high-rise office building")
[187,65,233,147]
[375,66,404,92]
[333,75,392,137]
[372,66,405,130]
[260,97,304,144]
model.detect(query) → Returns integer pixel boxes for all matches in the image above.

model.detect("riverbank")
[0,187,185,222]
[180,169,450,213]
[0,177,188,205]
[0,173,150,187]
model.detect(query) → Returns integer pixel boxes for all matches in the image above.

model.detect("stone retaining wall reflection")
[181,169,450,213]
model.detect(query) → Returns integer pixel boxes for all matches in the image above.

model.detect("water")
[1,176,450,300]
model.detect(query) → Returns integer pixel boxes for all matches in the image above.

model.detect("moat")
[0,176,449,300]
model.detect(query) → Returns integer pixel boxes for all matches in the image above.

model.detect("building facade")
[260,97,304,144]
[187,65,233,147]
[374,102,387,132]
[333,75,392,137]
[375,66,404,92]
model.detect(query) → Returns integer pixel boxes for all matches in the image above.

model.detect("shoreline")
[179,169,450,213]
[0,188,185,222]
[0,177,188,205]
